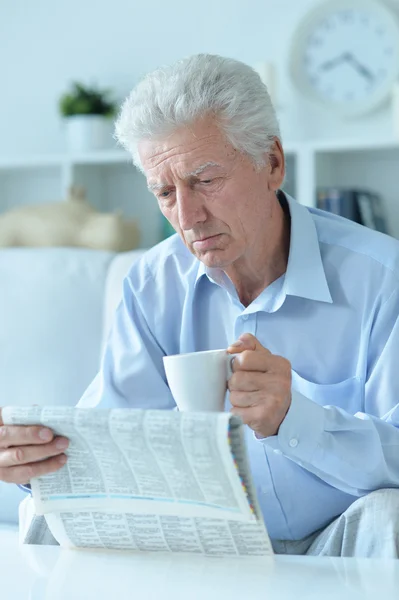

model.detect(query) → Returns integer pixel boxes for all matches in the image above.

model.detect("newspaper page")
[3,406,273,557]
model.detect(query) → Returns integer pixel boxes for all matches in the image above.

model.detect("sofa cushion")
[0,248,116,408]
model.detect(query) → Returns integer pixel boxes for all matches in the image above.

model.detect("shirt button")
[274,449,282,455]
[289,438,298,448]
[242,314,249,321]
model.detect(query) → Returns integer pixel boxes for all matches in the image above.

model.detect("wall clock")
[289,0,399,116]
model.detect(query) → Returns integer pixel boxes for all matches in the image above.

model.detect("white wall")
[1,0,399,157]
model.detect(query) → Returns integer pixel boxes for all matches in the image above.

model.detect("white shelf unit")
[0,150,161,249]
[0,138,398,247]
[286,137,399,238]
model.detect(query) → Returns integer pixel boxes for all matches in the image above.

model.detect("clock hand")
[319,53,347,72]
[345,52,375,82]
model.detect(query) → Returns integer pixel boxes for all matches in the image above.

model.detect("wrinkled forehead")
[138,118,235,176]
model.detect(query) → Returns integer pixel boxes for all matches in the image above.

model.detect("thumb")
[227,333,264,353]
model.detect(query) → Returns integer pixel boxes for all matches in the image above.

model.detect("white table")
[1,525,399,599]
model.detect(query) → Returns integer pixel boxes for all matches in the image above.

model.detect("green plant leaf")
[59,81,117,117]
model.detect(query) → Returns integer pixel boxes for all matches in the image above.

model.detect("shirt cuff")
[258,389,325,463]
[18,483,32,495]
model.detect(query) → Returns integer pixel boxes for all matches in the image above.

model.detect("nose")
[176,188,207,231]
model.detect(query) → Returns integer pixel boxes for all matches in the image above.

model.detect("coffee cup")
[163,349,233,412]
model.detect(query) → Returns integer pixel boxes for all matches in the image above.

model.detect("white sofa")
[0,247,145,524]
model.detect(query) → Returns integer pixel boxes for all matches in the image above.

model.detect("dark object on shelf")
[59,82,116,117]
[316,188,388,234]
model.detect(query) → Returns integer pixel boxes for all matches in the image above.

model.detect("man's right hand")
[0,408,69,485]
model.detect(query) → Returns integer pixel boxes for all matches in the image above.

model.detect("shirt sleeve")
[261,287,399,497]
[77,271,176,411]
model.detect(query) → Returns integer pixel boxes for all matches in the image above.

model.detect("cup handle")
[227,355,235,380]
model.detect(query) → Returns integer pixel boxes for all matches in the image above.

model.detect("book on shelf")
[316,188,388,234]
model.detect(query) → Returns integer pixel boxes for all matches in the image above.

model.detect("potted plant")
[59,82,117,153]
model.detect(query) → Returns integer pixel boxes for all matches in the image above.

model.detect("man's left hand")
[227,333,292,438]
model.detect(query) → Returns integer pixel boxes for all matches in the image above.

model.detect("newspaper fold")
[3,406,273,557]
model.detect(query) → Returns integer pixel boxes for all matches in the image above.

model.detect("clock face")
[290,0,399,116]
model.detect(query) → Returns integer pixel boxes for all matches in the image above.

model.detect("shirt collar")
[195,191,332,304]
[282,193,332,303]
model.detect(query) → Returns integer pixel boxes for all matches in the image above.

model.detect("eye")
[200,179,212,184]
[159,190,171,199]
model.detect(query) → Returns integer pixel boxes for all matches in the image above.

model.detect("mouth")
[194,234,219,242]
[192,234,223,251]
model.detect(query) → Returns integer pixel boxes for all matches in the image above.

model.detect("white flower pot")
[64,115,113,153]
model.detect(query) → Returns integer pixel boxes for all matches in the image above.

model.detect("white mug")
[163,349,233,412]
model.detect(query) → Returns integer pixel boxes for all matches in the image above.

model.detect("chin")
[186,236,238,268]
[196,249,234,270]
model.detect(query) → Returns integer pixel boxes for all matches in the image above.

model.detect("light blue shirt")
[79,193,399,541]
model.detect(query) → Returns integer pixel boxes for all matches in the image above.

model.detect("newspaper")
[3,406,273,557]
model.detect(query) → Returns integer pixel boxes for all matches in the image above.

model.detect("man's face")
[139,117,284,269]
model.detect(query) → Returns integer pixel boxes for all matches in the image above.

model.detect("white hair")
[114,53,281,171]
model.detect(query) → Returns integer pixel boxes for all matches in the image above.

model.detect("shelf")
[69,150,131,165]
[0,154,66,169]
[309,137,399,154]
[0,138,398,170]
[284,137,399,154]
[0,149,131,170]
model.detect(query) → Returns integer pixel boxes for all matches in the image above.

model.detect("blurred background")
[1,0,399,245]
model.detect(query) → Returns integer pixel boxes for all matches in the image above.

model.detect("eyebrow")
[184,161,222,177]
[147,161,222,192]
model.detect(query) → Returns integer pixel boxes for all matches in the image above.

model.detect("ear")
[269,153,279,170]
[268,138,285,191]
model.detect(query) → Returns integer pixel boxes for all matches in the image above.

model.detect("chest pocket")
[291,370,364,415]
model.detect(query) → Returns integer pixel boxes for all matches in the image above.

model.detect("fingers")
[230,370,291,403]
[0,454,67,485]
[228,371,264,392]
[230,350,272,373]
[0,437,69,470]
[227,335,274,374]
[0,437,69,484]
[229,350,289,376]
[229,390,265,408]
[227,339,292,439]
[0,425,55,449]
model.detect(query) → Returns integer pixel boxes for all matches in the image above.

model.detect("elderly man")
[1,54,399,557]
